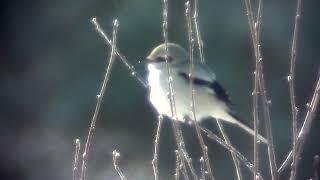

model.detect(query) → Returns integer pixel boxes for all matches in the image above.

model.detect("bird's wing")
[177,71,232,105]
[175,62,216,82]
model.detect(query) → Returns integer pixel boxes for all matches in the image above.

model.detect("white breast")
[147,64,171,117]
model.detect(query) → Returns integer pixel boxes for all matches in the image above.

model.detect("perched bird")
[146,42,267,144]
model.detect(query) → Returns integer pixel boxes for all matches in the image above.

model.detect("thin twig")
[278,75,320,174]
[161,0,196,179]
[112,150,127,180]
[243,0,278,179]
[185,2,214,180]
[254,1,262,179]
[91,18,148,89]
[193,0,205,63]
[295,76,320,161]
[174,150,181,180]
[73,138,81,180]
[288,0,302,179]
[152,115,163,180]
[200,126,264,180]
[199,157,205,180]
[245,0,261,178]
[277,150,292,173]
[216,120,242,180]
[80,18,119,180]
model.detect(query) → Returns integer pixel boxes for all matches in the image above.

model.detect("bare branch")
[278,75,320,174]
[216,120,242,180]
[200,126,264,180]
[199,157,205,180]
[91,18,148,89]
[80,18,119,180]
[288,0,303,179]
[73,139,81,180]
[112,150,127,180]
[193,0,205,63]
[185,1,214,180]
[243,0,278,179]
[152,115,163,180]
[161,0,197,179]
[174,150,181,180]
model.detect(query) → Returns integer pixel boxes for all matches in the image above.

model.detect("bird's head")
[146,43,188,69]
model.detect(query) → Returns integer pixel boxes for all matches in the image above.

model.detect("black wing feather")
[178,72,232,105]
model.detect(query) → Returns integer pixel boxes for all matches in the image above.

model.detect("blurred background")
[1,0,320,179]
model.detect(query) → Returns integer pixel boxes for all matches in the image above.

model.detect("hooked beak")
[144,57,152,64]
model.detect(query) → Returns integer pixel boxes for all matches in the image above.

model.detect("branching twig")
[112,150,127,180]
[91,18,148,89]
[200,126,264,180]
[278,75,320,174]
[80,18,119,180]
[245,0,261,178]
[152,115,163,180]
[288,0,303,179]
[185,2,214,180]
[161,0,197,179]
[244,0,278,179]
[216,120,242,180]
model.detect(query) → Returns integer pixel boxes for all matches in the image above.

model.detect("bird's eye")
[155,56,173,63]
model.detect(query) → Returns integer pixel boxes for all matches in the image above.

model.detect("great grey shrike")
[146,42,267,144]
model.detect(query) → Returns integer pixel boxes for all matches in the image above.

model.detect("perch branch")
[80,18,119,180]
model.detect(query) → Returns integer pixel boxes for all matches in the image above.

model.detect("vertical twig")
[244,0,261,179]
[112,150,127,180]
[73,139,81,180]
[278,75,320,174]
[152,115,163,180]
[199,157,205,180]
[185,2,214,180]
[174,150,181,180]
[193,1,243,178]
[80,18,119,180]
[193,0,205,63]
[288,0,302,179]
[243,0,278,179]
[200,126,264,180]
[161,0,197,179]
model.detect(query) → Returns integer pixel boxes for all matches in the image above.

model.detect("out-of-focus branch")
[80,18,119,180]
[73,139,81,180]
[112,150,127,180]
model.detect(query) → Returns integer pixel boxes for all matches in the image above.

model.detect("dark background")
[1,0,320,179]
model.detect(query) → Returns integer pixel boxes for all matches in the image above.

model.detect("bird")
[145,42,268,144]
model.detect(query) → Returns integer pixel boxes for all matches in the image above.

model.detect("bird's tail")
[236,121,268,144]
[228,112,268,144]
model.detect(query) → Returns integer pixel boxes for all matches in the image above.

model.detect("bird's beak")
[145,57,152,63]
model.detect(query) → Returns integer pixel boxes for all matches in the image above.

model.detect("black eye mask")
[154,56,173,63]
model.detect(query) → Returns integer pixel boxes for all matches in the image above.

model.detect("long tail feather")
[236,121,268,144]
